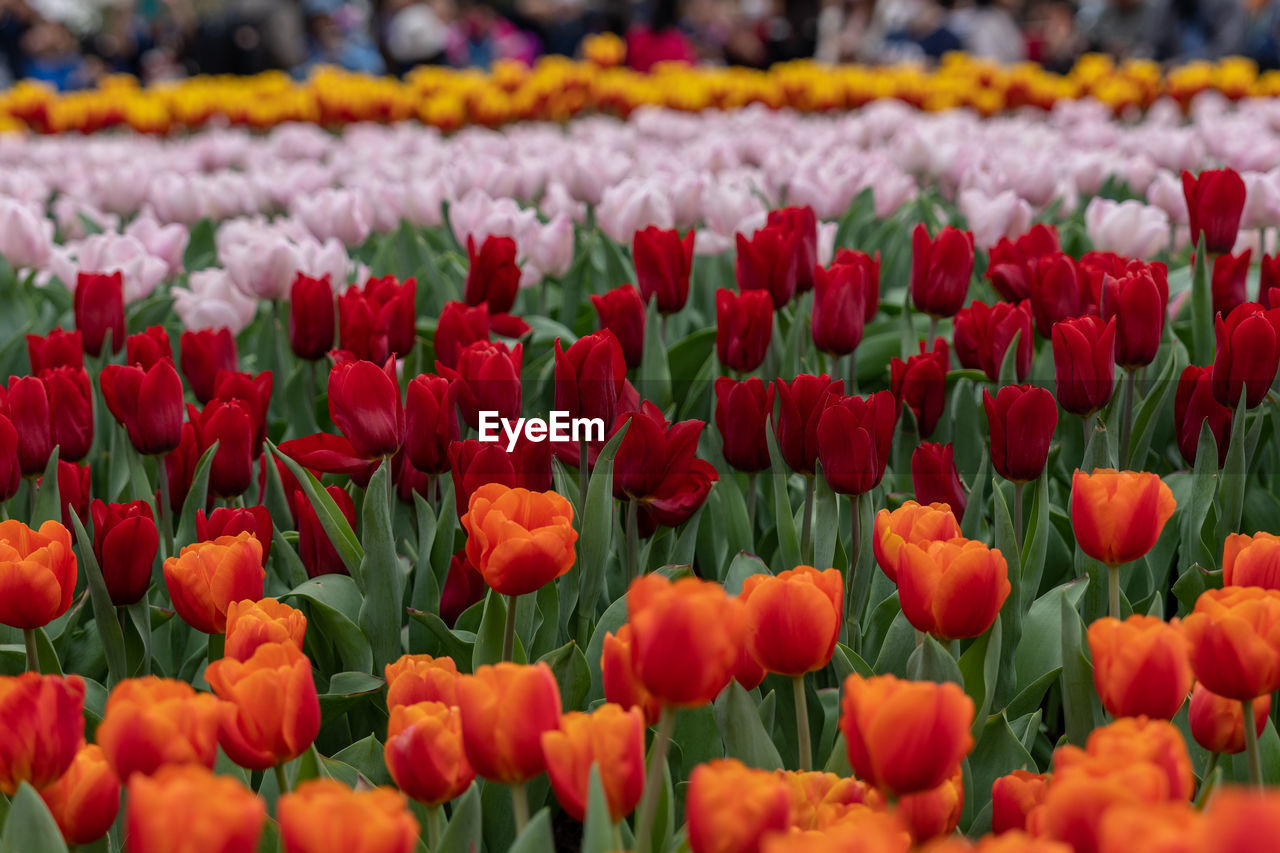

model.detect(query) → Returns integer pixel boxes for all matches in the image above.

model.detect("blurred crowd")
[2,0,1279,90]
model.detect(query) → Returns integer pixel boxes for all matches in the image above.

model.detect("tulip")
[769,206,819,293]
[384,653,459,709]
[611,401,718,535]
[889,339,948,437]
[910,444,967,522]
[1029,252,1097,339]
[686,759,791,853]
[1176,364,1233,467]
[991,769,1047,834]
[0,414,16,503]
[773,374,843,476]
[898,765,963,843]
[27,328,83,373]
[872,500,962,583]
[404,374,457,476]
[1264,254,1280,308]
[39,744,120,845]
[1101,266,1168,369]
[810,261,868,357]
[328,357,404,459]
[898,537,1010,640]
[100,359,185,456]
[1212,302,1280,409]
[983,385,1058,484]
[1196,789,1280,851]
[601,624,661,726]
[1071,469,1176,570]
[90,499,158,606]
[815,390,897,496]
[190,399,255,498]
[2,375,53,476]
[541,703,646,822]
[53,460,90,531]
[434,301,492,370]
[716,288,773,372]
[289,272,335,360]
[338,275,417,365]
[831,249,881,323]
[1087,615,1192,719]
[126,765,265,853]
[205,640,321,770]
[224,598,306,662]
[589,284,646,369]
[455,662,562,784]
[910,224,973,318]
[1031,764,1172,853]
[1182,586,1280,700]
[296,484,357,578]
[1052,315,1117,417]
[278,779,418,853]
[437,340,522,430]
[464,234,521,314]
[210,369,272,457]
[634,226,694,313]
[0,672,84,794]
[1209,249,1251,320]
[1083,197,1170,258]
[737,224,798,310]
[760,812,910,853]
[776,769,882,831]
[733,641,766,692]
[74,271,125,356]
[196,504,272,566]
[125,325,171,369]
[953,299,1033,383]
[740,565,843,676]
[447,437,552,521]
[553,331,628,454]
[385,701,475,806]
[1183,168,1246,254]
[987,223,1060,302]
[1189,682,1270,754]
[440,549,487,626]
[840,672,974,796]
[41,366,93,462]
[162,532,265,633]
[1224,531,1280,590]
[0,519,76,631]
[462,483,577,598]
[714,376,773,473]
[179,327,238,404]
[1069,716,1195,801]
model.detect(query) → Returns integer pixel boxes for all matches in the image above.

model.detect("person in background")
[950,0,1025,62]
[445,0,538,67]
[1023,0,1081,71]
[626,0,697,69]
[85,0,154,77]
[297,0,385,74]
[1079,0,1172,59]
[20,14,93,88]
[882,0,963,61]
[815,0,885,63]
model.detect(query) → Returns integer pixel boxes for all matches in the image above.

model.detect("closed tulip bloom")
[687,759,792,853]
[773,374,843,476]
[464,234,520,314]
[74,271,125,356]
[840,673,974,796]
[384,653,459,709]
[54,460,90,531]
[1040,776,1182,853]
[0,519,76,630]
[716,288,773,372]
[210,368,273,454]
[0,672,84,794]
[162,421,198,514]
[329,357,404,459]
[224,598,306,662]
[1087,615,1192,719]
[296,484,357,577]
[1052,315,1117,416]
[1070,470,1176,566]
[1212,303,1280,408]
[1210,250,1251,320]
[338,275,417,365]
[1029,252,1097,339]
[447,437,553,521]
[832,248,882,324]
[279,779,418,853]
[986,223,1060,303]
[911,224,973,318]
[776,770,882,832]
[634,226,694,313]
[41,367,93,462]
[714,377,774,473]
[438,340,522,429]
[455,662,562,784]
[810,262,867,356]
[39,744,120,845]
[2,374,53,476]
[96,677,221,779]
[737,224,799,310]
[1192,790,1280,852]
[125,325,171,370]
[126,765,265,853]
[205,640,320,770]
[163,532,265,633]
[1068,717,1195,801]
[897,538,1010,640]
[461,483,577,596]
[589,284,646,369]
[992,769,1048,834]
[760,812,911,853]
[27,328,83,373]
[627,573,744,707]
[1189,682,1270,754]
[890,339,949,438]
[179,327,238,404]
[554,330,627,436]
[196,505,272,566]
[90,499,158,606]
[611,401,718,534]
[733,641,766,692]
[0,414,16,502]
[541,703,646,822]
[816,391,897,496]
[1102,267,1168,369]
[898,765,963,844]
[385,701,474,806]
[1264,254,1280,307]
[405,374,458,475]
[1183,168,1247,254]
[190,399,255,498]
[740,565,843,675]
[601,624,661,725]
[289,272,335,360]
[1175,365,1232,467]
[100,359,184,455]
[1224,531,1280,589]
[983,385,1058,484]
[434,301,493,370]
[768,206,819,292]
[911,444,967,522]
[440,549,487,626]
[1182,586,1280,700]
[873,501,962,583]
[953,299,1033,382]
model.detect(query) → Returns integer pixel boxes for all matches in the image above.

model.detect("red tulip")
[190,400,254,498]
[179,328,238,404]
[54,460,90,530]
[91,500,158,606]
[773,373,843,476]
[437,341,522,430]
[811,262,868,357]
[912,442,967,521]
[911,224,973,318]
[41,367,93,463]
[0,414,19,502]
[986,223,1060,302]
[1212,302,1280,408]
[125,326,171,370]
[163,422,199,514]
[716,288,772,373]
[27,328,83,373]
[101,360,185,456]
[210,369,273,458]
[890,339,949,438]
[983,385,1058,483]
[1101,264,1169,369]
[289,273,335,361]
[589,284,645,369]
[554,331,627,460]
[0,375,52,476]
[464,235,520,314]
[329,358,404,459]
[1208,249,1252,321]
[296,485,357,577]
[736,224,798,310]
[196,505,273,567]
[767,205,818,292]
[1052,315,1117,417]
[434,300,529,371]
[1183,168,1246,254]
[1030,252,1098,338]
[713,377,773,473]
[276,433,377,482]
[953,299,1033,382]
[1262,253,1280,307]
[832,248,881,323]
[447,438,553,520]
[1175,364,1232,467]
[816,391,897,496]
[405,375,457,475]
[634,226,694,313]
[74,271,125,357]
[440,549,487,627]
[612,400,718,535]
[338,275,417,364]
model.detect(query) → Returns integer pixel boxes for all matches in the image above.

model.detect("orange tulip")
[1070,470,1176,566]
[384,653,459,709]
[897,537,1010,640]
[760,810,910,853]
[541,703,646,822]
[1064,717,1195,801]
[1028,761,1171,853]
[1096,801,1201,853]
[601,624,661,725]
[0,519,76,629]
[992,770,1048,834]
[840,673,974,796]
[1224,531,1280,589]
[40,744,120,845]
[1181,586,1280,700]
[872,501,961,583]
[1087,615,1192,719]
[971,833,1073,853]
[898,765,963,843]
[1196,788,1280,852]
[224,597,306,661]
[126,764,265,853]
[626,573,745,707]
[740,565,843,676]
[162,532,265,633]
[278,779,419,853]
[95,677,220,780]
[384,701,474,806]
[734,637,767,691]
[0,672,84,795]
[1188,682,1270,754]
[461,483,577,595]
[777,770,883,831]
[687,758,792,853]
[204,640,320,770]
[455,661,561,784]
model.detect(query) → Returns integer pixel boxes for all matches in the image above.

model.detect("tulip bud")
[456,662,562,784]
[810,261,868,357]
[437,341,522,430]
[589,284,646,369]
[911,224,973,318]
[991,770,1048,834]
[1189,682,1270,754]
[40,744,120,846]
[716,288,773,372]
[125,325,171,369]
[634,226,694,313]
[714,376,773,473]
[1182,586,1280,700]
[179,327,238,404]
[986,223,1060,302]
[403,374,457,476]
[162,532,265,634]
[554,330,627,443]
[384,653,459,709]
[911,443,967,522]
[740,565,843,675]
[2,374,53,476]
[74,271,125,357]
[1052,315,1117,417]
[27,328,83,373]
[1183,168,1246,254]
[1029,252,1096,339]
[602,624,661,725]
[1070,469,1176,567]
[41,366,93,462]
[541,703,646,822]
[224,598,306,662]
[190,399,255,498]
[385,701,475,806]
[768,206,819,293]
[126,765,265,853]
[205,640,321,770]
[773,374,842,476]
[296,485,357,578]
[890,339,949,438]
[210,369,272,458]
[1087,615,1192,719]
[816,391,897,496]
[278,779,418,853]
[338,275,417,365]
[687,759,791,853]
[101,359,185,456]
[1175,365,1232,467]
[0,672,84,795]
[1211,302,1280,409]
[898,537,1010,640]
[898,766,963,843]
[1102,266,1169,369]
[737,224,798,310]
[1209,249,1251,321]
[611,402,718,534]
[956,299,1034,383]
[464,235,521,314]
[462,483,577,596]
[328,358,404,459]
[289,272,335,360]
[0,519,76,630]
[91,499,158,606]
[832,248,881,323]
[983,385,1058,484]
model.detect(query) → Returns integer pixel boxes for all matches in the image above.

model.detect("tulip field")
[7,56,1280,853]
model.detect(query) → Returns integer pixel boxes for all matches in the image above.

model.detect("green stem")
[157,459,174,559]
[502,594,519,662]
[1118,368,1136,469]
[800,475,815,564]
[927,315,938,344]
[1013,481,1024,553]
[511,781,530,834]
[626,499,640,581]
[846,350,858,395]
[579,441,589,517]
[273,762,290,794]
[23,627,38,672]
[793,675,812,771]
[427,804,443,850]
[27,479,36,524]
[634,706,676,853]
[1244,697,1263,788]
[746,473,757,533]
[1107,565,1121,621]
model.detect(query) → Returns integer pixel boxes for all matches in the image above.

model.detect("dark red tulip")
[1051,315,1117,416]
[1261,254,1280,308]
[1,375,53,476]
[590,285,645,370]
[91,500,158,606]
[983,385,1058,483]
[1207,250,1251,321]
[395,451,435,505]
[42,367,93,463]
[715,288,773,373]
[634,226,694,313]
[912,442,966,521]
[179,328,238,404]
[163,421,199,514]
[767,206,818,293]
[464,235,520,314]
[54,460,90,530]
[1183,168,1246,254]
[196,505,273,566]
[713,377,774,473]
[296,485,357,578]
[288,273,335,361]
[1029,252,1098,339]
[815,391,897,496]
[27,328,83,373]
[277,433,378,481]
[1212,302,1280,409]
[448,437,553,519]
[405,375,458,476]
[611,401,718,535]
[73,271,125,357]
[125,326,171,370]
[953,299,1033,382]
[554,331,627,462]
[328,358,404,459]
[190,400,254,498]
[435,301,492,370]
[1176,364,1233,467]
[811,263,867,357]
[832,249,881,324]
[910,224,973,318]
[0,414,19,502]
[773,374,843,476]
[1101,265,1169,369]
[890,339,949,438]
[736,225,798,310]
[437,341,522,430]
[338,275,417,365]
[211,369,273,458]
[441,548,487,627]
[101,360,185,456]
[986,224,1060,302]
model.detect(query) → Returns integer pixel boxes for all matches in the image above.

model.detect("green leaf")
[283,575,374,674]
[906,634,964,686]
[69,512,127,685]
[318,671,385,719]
[1183,420,1220,573]
[958,618,1003,738]
[585,596,629,703]
[1060,591,1101,745]
[174,441,217,546]
[331,734,391,786]
[1129,341,1184,467]
[724,552,769,596]
[813,462,840,571]
[765,418,802,571]
[1216,393,1250,547]
[637,298,672,408]
[997,329,1022,387]
[474,591,521,669]
[269,441,364,580]
[30,448,61,526]
[1190,233,1212,364]
[357,461,405,671]
[407,609,475,673]
[965,714,1037,834]
[960,454,990,541]
[576,423,628,645]
[509,808,555,853]
[436,783,482,853]
[715,681,784,770]
[0,783,69,853]
[538,640,591,712]
[581,765,615,853]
